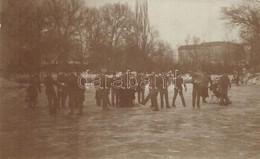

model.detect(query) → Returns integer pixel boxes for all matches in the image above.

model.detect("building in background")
[178,42,246,71]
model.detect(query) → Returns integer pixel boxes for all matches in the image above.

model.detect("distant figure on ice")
[232,71,240,85]
[101,72,111,110]
[67,72,79,114]
[111,72,120,107]
[159,73,170,108]
[209,79,221,103]
[191,71,203,108]
[25,74,41,109]
[172,71,187,107]
[201,72,212,103]
[44,73,57,115]
[57,72,68,109]
[219,73,232,106]
[141,71,160,111]
[136,72,145,104]
[76,72,86,115]
[94,70,111,110]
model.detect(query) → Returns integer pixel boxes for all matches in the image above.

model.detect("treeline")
[1,0,175,73]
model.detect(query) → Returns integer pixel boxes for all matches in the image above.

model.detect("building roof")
[178,41,242,50]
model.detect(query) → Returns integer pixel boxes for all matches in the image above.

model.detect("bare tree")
[134,0,158,56]
[221,0,260,68]
[99,3,134,69]
[1,0,172,72]
[75,7,105,66]
[1,0,44,72]
[42,0,85,64]
[152,40,174,71]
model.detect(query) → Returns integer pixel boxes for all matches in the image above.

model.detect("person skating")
[141,71,160,111]
[44,73,58,115]
[172,72,186,107]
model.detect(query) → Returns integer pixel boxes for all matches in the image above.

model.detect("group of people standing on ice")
[137,70,232,111]
[25,72,85,115]
[25,69,232,114]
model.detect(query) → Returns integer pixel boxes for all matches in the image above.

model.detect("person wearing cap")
[172,72,186,107]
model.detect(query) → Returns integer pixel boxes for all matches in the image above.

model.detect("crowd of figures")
[25,72,85,115]
[25,70,232,115]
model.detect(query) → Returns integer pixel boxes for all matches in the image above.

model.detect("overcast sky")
[84,0,240,49]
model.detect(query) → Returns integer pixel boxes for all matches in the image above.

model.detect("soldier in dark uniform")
[172,72,187,107]
[159,73,170,108]
[94,72,102,106]
[127,71,137,107]
[94,70,110,110]
[111,72,117,107]
[136,72,145,104]
[101,72,110,110]
[57,72,68,109]
[119,72,128,107]
[67,72,78,114]
[111,72,121,107]
[26,74,41,109]
[76,72,86,115]
[191,72,203,108]
[44,73,57,115]
[219,73,232,106]
[106,73,112,107]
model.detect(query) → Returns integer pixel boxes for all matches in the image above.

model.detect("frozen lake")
[0,84,259,159]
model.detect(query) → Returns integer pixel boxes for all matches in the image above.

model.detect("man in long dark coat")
[191,72,203,108]
[219,73,232,106]
[44,73,57,115]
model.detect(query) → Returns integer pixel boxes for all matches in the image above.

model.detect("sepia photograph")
[0,0,260,158]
